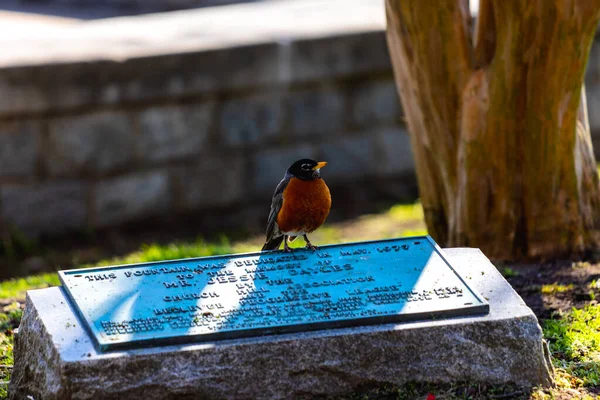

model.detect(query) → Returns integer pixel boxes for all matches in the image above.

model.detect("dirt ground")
[504,260,600,319]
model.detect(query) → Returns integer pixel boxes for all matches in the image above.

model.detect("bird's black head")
[287,159,328,180]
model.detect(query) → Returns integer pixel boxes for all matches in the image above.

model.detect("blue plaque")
[59,236,489,352]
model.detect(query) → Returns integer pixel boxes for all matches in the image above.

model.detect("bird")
[261,159,331,252]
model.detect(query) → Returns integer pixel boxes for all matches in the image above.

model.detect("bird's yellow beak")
[312,161,327,170]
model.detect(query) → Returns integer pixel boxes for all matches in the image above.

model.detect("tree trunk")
[385,0,600,261]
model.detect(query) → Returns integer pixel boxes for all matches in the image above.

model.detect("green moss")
[544,304,600,387]
[0,313,15,399]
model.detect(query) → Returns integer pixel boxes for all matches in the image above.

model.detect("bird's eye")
[301,163,311,171]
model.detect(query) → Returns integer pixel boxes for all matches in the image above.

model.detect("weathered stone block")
[585,40,600,85]
[289,88,345,137]
[0,69,48,116]
[374,127,415,175]
[588,83,600,133]
[351,80,402,127]
[173,155,246,209]
[47,112,135,177]
[9,248,553,400]
[317,135,376,182]
[252,145,317,194]
[119,44,280,104]
[1,181,87,236]
[94,171,170,227]
[290,31,391,83]
[0,44,280,116]
[138,103,214,163]
[220,93,283,147]
[0,121,40,178]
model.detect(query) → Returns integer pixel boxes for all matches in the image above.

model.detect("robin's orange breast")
[277,177,331,235]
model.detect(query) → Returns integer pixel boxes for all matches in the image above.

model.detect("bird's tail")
[261,235,284,251]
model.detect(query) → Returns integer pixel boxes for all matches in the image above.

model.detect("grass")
[0,238,240,303]
[541,283,575,295]
[0,304,18,399]
[0,202,427,304]
[87,237,238,268]
[0,200,599,399]
[0,273,60,301]
[0,332,12,399]
[544,305,600,387]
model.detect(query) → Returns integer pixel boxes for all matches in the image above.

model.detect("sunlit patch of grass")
[307,202,427,246]
[397,228,428,237]
[0,238,238,303]
[86,237,235,268]
[387,201,425,221]
[544,304,600,387]
[233,201,427,251]
[0,273,60,301]
[541,283,575,295]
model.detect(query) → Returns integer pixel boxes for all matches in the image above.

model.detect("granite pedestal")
[9,248,553,399]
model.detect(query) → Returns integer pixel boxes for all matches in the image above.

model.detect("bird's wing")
[264,176,289,243]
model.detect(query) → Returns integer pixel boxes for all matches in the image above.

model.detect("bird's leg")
[283,235,293,252]
[304,234,317,251]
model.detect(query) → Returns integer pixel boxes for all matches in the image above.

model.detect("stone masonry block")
[252,145,317,194]
[0,44,280,116]
[173,154,246,209]
[220,93,283,147]
[94,171,170,227]
[290,31,391,83]
[1,181,88,237]
[585,39,600,85]
[138,103,214,163]
[317,135,376,182]
[9,248,553,399]
[351,80,402,127]
[587,84,600,134]
[374,127,415,176]
[47,111,135,177]
[289,88,345,137]
[0,121,41,179]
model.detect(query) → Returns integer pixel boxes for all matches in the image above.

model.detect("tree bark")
[386,0,600,261]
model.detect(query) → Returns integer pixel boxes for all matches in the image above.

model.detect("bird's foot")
[303,235,317,251]
[305,243,318,251]
[283,240,293,253]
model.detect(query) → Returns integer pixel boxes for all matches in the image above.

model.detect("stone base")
[9,248,553,400]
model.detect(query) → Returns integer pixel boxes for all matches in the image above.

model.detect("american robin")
[261,159,331,252]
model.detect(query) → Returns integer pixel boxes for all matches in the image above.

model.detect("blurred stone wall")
[0,31,416,239]
[13,0,258,13]
[4,25,600,240]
